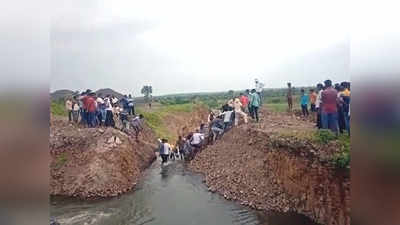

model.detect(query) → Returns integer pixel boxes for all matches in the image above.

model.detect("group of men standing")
[287,80,351,135]
[65,90,136,128]
[65,90,145,140]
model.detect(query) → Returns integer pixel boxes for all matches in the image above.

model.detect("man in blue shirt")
[300,89,309,117]
[250,89,261,122]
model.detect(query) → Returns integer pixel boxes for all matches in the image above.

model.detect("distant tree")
[141,85,153,103]
[227,90,234,98]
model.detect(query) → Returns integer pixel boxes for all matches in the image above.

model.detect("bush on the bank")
[333,134,350,168]
[314,129,337,144]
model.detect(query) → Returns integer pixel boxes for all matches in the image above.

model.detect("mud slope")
[190,112,350,225]
[50,104,208,199]
[50,117,157,199]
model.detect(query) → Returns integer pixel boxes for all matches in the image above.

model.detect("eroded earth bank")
[189,110,350,225]
[50,105,208,199]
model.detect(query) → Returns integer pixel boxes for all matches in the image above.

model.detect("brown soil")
[50,116,157,199]
[163,105,209,141]
[189,109,350,225]
[49,105,208,199]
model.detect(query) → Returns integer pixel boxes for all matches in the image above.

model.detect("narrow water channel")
[51,159,319,225]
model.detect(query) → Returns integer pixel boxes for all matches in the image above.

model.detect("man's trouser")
[68,110,73,122]
[87,112,96,127]
[235,110,248,126]
[321,112,339,134]
[211,127,224,141]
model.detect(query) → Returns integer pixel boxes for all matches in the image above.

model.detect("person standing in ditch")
[158,138,170,164]
[176,136,186,160]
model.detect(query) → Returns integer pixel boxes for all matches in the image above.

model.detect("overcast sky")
[50,0,351,96]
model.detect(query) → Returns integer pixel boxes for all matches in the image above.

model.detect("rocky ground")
[50,116,158,199]
[189,109,350,225]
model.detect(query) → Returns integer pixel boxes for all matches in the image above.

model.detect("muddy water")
[51,159,319,225]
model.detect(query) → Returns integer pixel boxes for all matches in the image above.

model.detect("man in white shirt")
[255,78,265,105]
[104,95,115,127]
[220,110,234,130]
[191,130,204,147]
[111,96,118,106]
[158,138,170,164]
[315,83,324,129]
[65,98,73,122]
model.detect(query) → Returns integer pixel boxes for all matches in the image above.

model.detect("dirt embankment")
[163,105,209,141]
[50,117,158,199]
[50,104,208,199]
[189,111,350,225]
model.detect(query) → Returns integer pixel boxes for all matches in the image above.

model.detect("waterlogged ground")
[51,159,319,225]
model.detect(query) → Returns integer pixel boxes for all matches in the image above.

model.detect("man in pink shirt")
[321,79,339,134]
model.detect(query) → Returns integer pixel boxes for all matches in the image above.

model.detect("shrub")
[333,134,350,168]
[314,129,337,144]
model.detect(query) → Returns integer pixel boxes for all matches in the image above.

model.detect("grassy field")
[136,103,196,141]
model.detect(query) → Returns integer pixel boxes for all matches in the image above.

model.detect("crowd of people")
[64,89,145,140]
[156,80,265,165]
[287,80,351,135]
[63,77,349,165]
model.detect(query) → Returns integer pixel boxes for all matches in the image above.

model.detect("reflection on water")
[51,160,319,225]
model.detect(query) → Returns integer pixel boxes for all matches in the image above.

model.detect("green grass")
[333,133,350,169]
[51,101,67,116]
[275,129,350,169]
[313,129,350,168]
[264,95,301,112]
[266,102,300,112]
[137,103,196,141]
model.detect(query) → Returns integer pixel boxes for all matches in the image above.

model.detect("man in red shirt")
[86,93,97,127]
[239,93,249,113]
[321,80,339,134]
